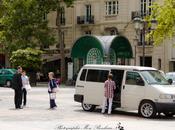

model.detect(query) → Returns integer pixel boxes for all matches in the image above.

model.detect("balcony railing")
[131,10,151,20]
[77,15,94,25]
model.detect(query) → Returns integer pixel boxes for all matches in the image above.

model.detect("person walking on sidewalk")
[48,72,58,109]
[12,66,23,109]
[101,73,116,114]
[21,70,30,107]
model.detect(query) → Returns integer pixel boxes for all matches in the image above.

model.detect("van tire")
[82,103,96,112]
[139,101,157,118]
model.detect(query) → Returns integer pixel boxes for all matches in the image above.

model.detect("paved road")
[0,86,175,130]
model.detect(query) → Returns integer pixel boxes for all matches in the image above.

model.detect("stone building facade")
[46,0,175,74]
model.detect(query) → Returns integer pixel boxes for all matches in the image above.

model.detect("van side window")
[99,70,109,82]
[126,71,143,85]
[80,69,87,81]
[86,70,109,83]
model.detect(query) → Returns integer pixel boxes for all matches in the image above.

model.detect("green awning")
[111,36,133,58]
[71,35,133,60]
[71,35,104,59]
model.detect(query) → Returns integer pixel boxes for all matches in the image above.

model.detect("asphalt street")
[0,86,175,130]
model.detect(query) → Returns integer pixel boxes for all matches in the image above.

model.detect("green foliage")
[10,48,43,71]
[147,0,175,45]
[0,0,75,55]
[0,0,57,54]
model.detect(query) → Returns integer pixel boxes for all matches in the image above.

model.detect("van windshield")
[140,70,170,85]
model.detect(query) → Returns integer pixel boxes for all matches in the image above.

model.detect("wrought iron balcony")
[131,10,151,20]
[77,15,94,25]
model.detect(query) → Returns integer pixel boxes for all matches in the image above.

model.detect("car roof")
[0,68,16,70]
[83,64,157,71]
[166,72,175,75]
[0,69,16,72]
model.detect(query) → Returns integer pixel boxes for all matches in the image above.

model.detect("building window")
[42,13,47,21]
[158,58,161,70]
[110,29,117,35]
[60,7,65,25]
[138,28,153,46]
[105,1,119,16]
[140,56,152,67]
[86,48,103,64]
[86,4,91,19]
[85,30,92,35]
[140,0,153,17]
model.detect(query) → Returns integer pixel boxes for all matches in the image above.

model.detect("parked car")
[0,69,16,87]
[165,72,175,85]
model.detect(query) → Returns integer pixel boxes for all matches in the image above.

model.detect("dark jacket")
[12,73,22,90]
[48,79,57,93]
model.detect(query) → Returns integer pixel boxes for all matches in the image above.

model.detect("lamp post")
[133,17,145,66]
[133,16,157,66]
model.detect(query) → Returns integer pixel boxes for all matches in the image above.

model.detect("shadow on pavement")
[74,108,175,120]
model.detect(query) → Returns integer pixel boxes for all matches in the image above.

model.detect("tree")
[10,47,43,85]
[10,48,43,71]
[0,0,75,82]
[54,0,74,82]
[147,0,175,45]
[0,0,56,55]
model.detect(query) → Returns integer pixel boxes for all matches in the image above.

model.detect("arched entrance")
[110,36,133,65]
[87,48,103,64]
[71,35,104,73]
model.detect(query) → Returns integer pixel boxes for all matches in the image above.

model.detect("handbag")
[49,93,56,99]
[51,79,59,93]
[25,84,31,91]
[52,86,59,92]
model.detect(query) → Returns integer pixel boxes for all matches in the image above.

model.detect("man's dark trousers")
[14,89,22,108]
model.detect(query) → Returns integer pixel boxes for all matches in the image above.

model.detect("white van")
[74,64,175,118]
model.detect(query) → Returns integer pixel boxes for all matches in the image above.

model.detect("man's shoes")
[49,106,57,110]
[16,107,23,109]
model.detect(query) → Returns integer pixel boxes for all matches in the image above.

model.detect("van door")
[84,69,109,105]
[75,69,87,99]
[111,69,124,107]
[121,71,145,110]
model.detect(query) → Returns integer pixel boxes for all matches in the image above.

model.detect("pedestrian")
[21,70,31,107]
[36,72,41,81]
[12,66,23,109]
[48,72,58,109]
[101,73,116,114]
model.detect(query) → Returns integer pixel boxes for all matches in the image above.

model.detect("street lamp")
[133,16,157,66]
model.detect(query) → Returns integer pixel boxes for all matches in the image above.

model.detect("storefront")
[71,35,133,73]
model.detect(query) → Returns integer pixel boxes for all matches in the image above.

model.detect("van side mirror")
[168,79,173,85]
[136,78,145,86]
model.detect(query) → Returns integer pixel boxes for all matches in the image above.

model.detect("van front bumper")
[155,102,175,112]
[74,94,83,103]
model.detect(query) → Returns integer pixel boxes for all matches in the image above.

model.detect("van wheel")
[163,112,175,117]
[82,103,96,112]
[139,101,157,118]
[5,80,11,87]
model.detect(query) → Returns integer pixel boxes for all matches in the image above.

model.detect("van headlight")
[159,94,174,99]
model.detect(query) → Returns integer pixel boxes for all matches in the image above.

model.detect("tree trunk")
[56,7,66,83]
